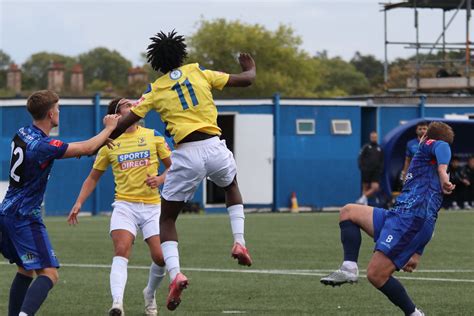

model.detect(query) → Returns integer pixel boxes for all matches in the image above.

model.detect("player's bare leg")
[9,267,34,316]
[224,177,252,266]
[143,235,166,316]
[109,229,134,316]
[357,183,370,205]
[365,181,380,199]
[18,267,58,316]
[321,204,374,286]
[367,251,423,315]
[160,198,188,311]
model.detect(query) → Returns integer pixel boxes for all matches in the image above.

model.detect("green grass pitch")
[1,211,473,315]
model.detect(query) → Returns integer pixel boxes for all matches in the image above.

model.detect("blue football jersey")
[0,125,68,219]
[393,139,451,219]
[405,138,419,158]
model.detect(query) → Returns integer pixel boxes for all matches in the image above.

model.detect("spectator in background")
[356,131,384,205]
[461,157,474,209]
[445,157,469,210]
[401,121,428,181]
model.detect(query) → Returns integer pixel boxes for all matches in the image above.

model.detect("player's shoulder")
[424,139,448,147]
[97,144,109,156]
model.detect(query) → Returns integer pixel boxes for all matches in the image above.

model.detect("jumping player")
[108,30,256,310]
[0,90,119,316]
[321,122,455,315]
[68,98,171,316]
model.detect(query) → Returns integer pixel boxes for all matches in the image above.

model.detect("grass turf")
[1,211,473,315]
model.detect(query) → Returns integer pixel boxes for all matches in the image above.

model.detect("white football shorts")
[161,136,237,202]
[110,201,161,240]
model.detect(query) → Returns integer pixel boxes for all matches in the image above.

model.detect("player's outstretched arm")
[401,156,412,181]
[68,169,104,225]
[62,115,120,158]
[109,111,142,140]
[226,53,256,87]
[438,164,455,194]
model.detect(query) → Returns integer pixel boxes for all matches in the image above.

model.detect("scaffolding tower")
[382,0,473,92]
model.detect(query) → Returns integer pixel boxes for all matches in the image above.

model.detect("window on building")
[296,119,315,135]
[331,119,352,135]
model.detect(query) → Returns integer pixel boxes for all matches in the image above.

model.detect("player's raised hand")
[103,114,121,130]
[68,202,82,225]
[238,53,256,71]
[144,173,165,189]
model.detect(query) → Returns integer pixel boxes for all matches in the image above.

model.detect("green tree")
[186,19,322,98]
[350,52,384,90]
[313,52,371,96]
[22,52,76,90]
[78,48,132,90]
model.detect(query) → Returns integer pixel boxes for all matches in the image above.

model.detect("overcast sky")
[1,0,471,66]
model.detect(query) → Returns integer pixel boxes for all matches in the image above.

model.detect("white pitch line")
[1,261,473,283]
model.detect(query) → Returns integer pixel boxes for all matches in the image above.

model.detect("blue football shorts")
[0,215,59,270]
[373,208,435,269]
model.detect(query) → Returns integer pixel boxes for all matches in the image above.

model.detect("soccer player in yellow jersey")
[109,30,256,310]
[67,98,171,316]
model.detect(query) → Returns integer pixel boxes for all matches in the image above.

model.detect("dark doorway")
[361,107,377,145]
[206,114,235,204]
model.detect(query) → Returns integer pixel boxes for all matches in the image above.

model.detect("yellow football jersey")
[93,126,171,204]
[131,63,230,143]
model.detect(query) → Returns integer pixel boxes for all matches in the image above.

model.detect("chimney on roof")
[70,64,84,94]
[47,62,65,92]
[7,63,22,94]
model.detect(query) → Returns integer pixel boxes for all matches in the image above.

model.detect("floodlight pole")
[443,10,446,63]
[466,0,472,86]
[384,9,389,86]
[415,0,420,90]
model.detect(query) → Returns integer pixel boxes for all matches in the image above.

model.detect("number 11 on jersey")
[171,78,199,110]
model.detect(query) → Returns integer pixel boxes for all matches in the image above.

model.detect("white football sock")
[145,263,166,296]
[342,260,358,272]
[19,313,28,316]
[227,204,245,246]
[110,256,128,303]
[161,241,180,281]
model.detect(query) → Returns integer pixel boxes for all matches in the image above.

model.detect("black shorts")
[362,169,381,184]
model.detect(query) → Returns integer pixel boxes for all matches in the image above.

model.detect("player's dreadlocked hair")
[146,30,187,74]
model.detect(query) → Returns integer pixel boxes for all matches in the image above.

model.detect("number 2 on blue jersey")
[171,78,199,110]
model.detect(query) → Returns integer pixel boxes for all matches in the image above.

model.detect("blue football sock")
[378,276,416,315]
[20,275,54,315]
[339,220,361,262]
[9,272,33,316]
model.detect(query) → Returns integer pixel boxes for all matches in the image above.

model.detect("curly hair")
[146,30,187,74]
[426,121,454,144]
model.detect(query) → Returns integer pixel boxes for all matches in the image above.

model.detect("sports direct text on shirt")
[118,150,150,170]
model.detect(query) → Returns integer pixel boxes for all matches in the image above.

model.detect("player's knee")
[372,182,380,191]
[38,268,59,285]
[114,244,131,258]
[49,270,59,285]
[339,204,354,221]
[366,266,386,288]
